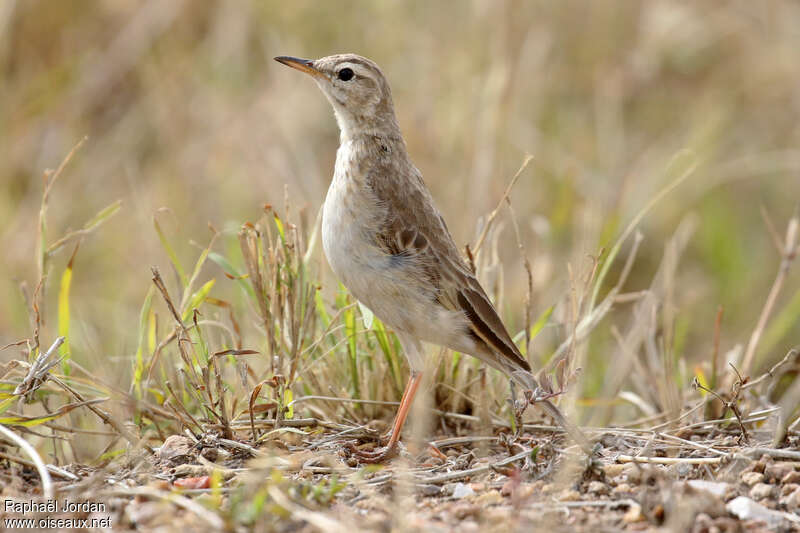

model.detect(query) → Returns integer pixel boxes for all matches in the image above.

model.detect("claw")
[343,441,399,463]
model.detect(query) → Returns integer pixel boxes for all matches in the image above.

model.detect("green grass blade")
[314,289,331,329]
[181,234,218,311]
[589,151,698,310]
[0,397,16,415]
[207,251,257,300]
[0,398,106,427]
[58,245,79,375]
[83,199,122,231]
[181,279,216,322]
[372,318,402,395]
[133,286,155,398]
[530,305,554,341]
[341,287,360,399]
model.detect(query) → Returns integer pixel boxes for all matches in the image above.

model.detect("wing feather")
[367,141,530,374]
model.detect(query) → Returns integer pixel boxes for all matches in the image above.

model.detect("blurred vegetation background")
[1,0,799,406]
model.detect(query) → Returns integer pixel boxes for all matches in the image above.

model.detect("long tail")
[511,370,593,453]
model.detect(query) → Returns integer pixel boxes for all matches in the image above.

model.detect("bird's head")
[274,54,400,139]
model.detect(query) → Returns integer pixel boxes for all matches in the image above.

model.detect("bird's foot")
[343,440,400,464]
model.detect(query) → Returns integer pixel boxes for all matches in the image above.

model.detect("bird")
[274,53,590,461]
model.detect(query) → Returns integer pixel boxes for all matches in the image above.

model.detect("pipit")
[275,54,591,461]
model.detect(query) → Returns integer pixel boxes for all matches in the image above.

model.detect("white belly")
[321,142,386,303]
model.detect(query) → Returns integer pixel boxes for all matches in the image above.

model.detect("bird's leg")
[378,375,414,443]
[346,370,423,463]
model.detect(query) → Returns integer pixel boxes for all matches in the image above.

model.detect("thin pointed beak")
[274,56,325,79]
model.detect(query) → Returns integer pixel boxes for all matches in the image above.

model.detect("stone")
[452,504,480,520]
[764,462,794,483]
[587,481,609,495]
[727,496,800,528]
[741,471,764,487]
[779,487,800,511]
[603,464,624,478]
[686,480,729,498]
[557,489,581,502]
[781,470,800,485]
[750,483,774,500]
[157,435,194,461]
[451,483,475,500]
[613,483,632,494]
[474,490,503,506]
[668,461,692,478]
[623,502,645,523]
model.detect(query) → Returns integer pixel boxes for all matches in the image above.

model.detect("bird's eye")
[337,68,354,81]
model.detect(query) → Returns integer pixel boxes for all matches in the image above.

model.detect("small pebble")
[587,481,609,496]
[452,483,475,500]
[781,483,799,497]
[558,489,581,502]
[741,471,764,487]
[750,483,774,500]
[781,471,800,485]
[764,463,794,483]
[686,480,729,498]
[623,502,645,523]
[452,504,480,520]
[751,457,768,473]
[668,462,691,478]
[474,490,503,506]
[613,483,632,494]
[780,487,800,511]
[603,464,624,478]
[418,484,441,497]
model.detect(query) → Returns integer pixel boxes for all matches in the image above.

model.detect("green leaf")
[342,289,360,399]
[274,213,286,243]
[530,306,554,341]
[207,251,256,300]
[58,245,79,375]
[283,388,294,419]
[181,234,217,312]
[83,199,122,231]
[133,286,155,398]
[0,396,17,415]
[372,319,402,396]
[314,289,331,329]
[181,279,216,322]
[0,398,106,427]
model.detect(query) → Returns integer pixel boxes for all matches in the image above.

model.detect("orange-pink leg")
[348,371,423,463]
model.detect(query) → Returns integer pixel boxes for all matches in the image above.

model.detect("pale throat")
[332,105,401,142]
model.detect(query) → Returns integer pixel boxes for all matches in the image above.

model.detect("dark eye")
[337,68,354,81]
